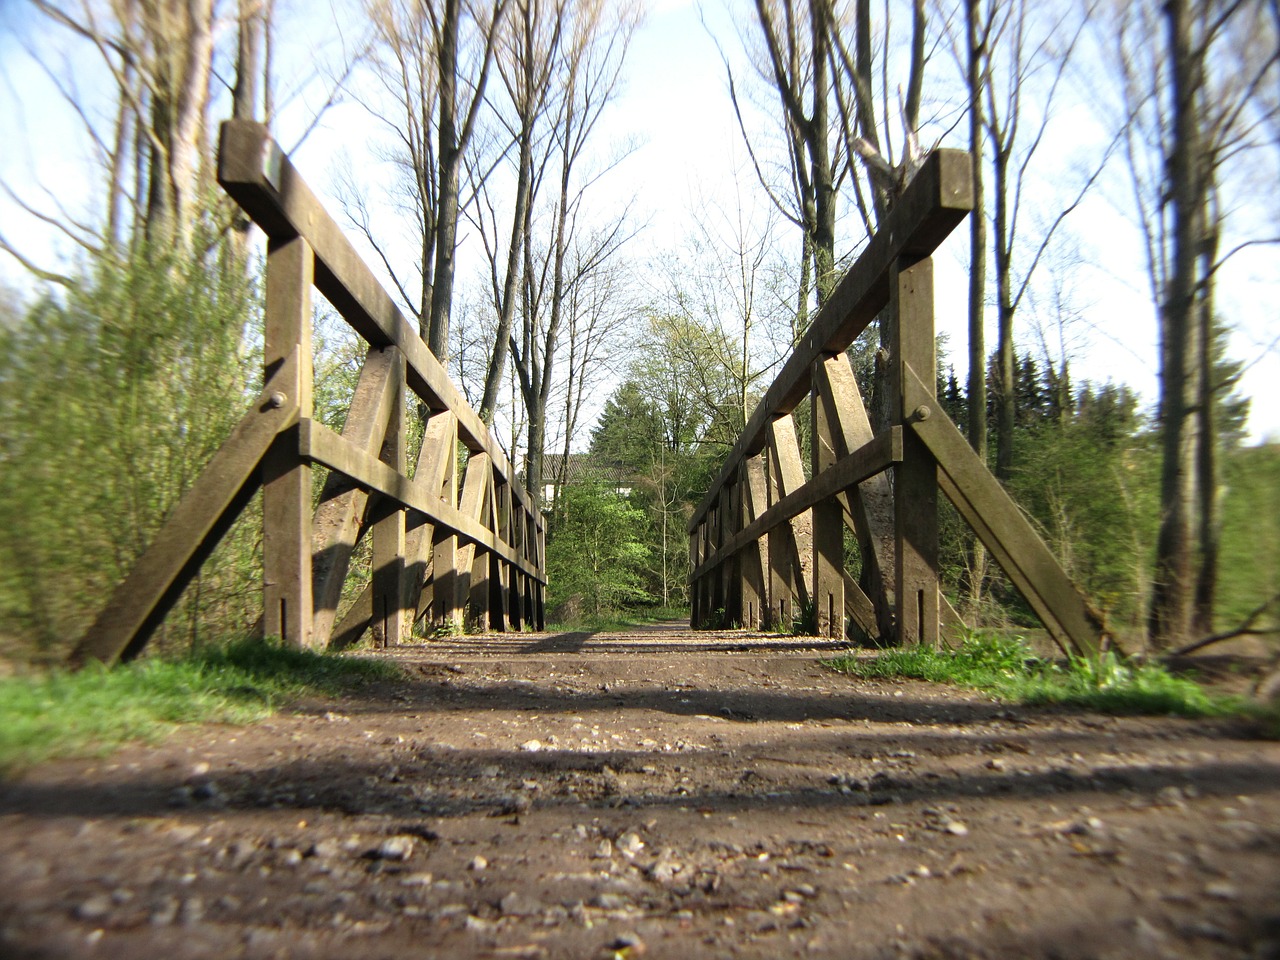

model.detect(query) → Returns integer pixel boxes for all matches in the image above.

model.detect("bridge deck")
[3,628,1276,959]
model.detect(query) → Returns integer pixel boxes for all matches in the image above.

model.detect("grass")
[0,637,402,776]
[824,631,1260,720]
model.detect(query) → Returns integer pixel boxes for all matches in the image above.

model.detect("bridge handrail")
[219,121,541,528]
[688,149,972,533]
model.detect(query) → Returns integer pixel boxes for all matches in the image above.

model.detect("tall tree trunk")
[233,0,262,122]
[993,144,1015,482]
[1193,203,1220,636]
[809,0,836,303]
[965,0,989,606]
[428,0,463,360]
[231,0,264,258]
[480,115,534,421]
[1148,0,1203,648]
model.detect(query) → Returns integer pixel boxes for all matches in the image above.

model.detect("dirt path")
[2,625,1278,959]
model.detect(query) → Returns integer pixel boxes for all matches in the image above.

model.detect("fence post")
[371,351,408,647]
[263,236,315,648]
[891,257,939,647]
[739,457,767,630]
[812,355,847,638]
[433,417,463,632]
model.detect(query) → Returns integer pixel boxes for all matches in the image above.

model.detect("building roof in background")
[542,453,633,487]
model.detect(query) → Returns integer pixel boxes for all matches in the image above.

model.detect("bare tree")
[472,0,569,423]
[353,0,508,356]
[507,0,639,507]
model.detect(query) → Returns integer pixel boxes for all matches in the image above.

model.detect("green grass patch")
[824,632,1253,719]
[0,637,402,776]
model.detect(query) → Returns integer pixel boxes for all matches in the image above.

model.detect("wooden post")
[371,351,407,647]
[534,515,546,630]
[487,479,509,632]
[812,355,846,638]
[689,519,703,627]
[309,346,395,646]
[891,257,939,647]
[455,452,491,631]
[505,485,522,630]
[433,418,462,631]
[813,352,895,640]
[263,236,315,648]
[767,415,812,627]
[740,456,769,630]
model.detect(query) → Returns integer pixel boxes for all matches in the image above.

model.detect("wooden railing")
[687,150,1111,657]
[71,120,545,666]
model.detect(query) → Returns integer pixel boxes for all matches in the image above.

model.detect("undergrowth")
[824,631,1258,720]
[546,605,692,633]
[0,637,402,776]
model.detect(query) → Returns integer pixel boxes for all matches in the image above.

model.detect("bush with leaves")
[0,238,261,661]
[545,479,652,619]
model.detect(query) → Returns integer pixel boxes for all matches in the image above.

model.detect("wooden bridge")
[71,121,546,667]
[68,126,1109,667]
[686,151,1111,658]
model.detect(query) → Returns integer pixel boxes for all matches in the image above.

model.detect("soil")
[1,623,1278,960]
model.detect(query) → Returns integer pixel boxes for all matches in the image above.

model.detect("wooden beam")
[739,456,768,630]
[262,236,315,649]
[690,427,902,583]
[309,345,396,646]
[371,352,407,647]
[812,358,845,638]
[891,258,939,648]
[298,419,543,580]
[902,362,1111,657]
[454,453,491,630]
[813,353,895,638]
[689,149,972,532]
[69,378,300,667]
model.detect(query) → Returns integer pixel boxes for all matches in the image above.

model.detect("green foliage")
[1003,392,1160,628]
[0,638,402,776]
[0,240,263,659]
[546,479,652,618]
[1217,444,1280,632]
[824,632,1246,718]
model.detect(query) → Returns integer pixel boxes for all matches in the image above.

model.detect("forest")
[0,0,1277,663]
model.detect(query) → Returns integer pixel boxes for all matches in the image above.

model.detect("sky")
[1,0,1277,444]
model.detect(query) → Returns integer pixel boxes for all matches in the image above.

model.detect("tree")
[506,0,638,507]
[350,0,507,356]
[1105,0,1278,646]
[545,479,650,617]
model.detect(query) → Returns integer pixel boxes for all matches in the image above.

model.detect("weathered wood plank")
[689,149,972,532]
[769,416,812,608]
[262,237,315,649]
[739,457,768,629]
[454,453,491,630]
[892,259,939,647]
[298,419,543,579]
[309,346,396,646]
[690,428,902,584]
[902,363,1111,656]
[407,411,459,624]
[69,378,300,666]
[812,358,846,638]
[371,353,407,647]
[813,353,894,638]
